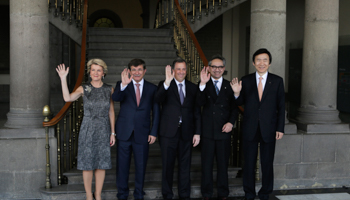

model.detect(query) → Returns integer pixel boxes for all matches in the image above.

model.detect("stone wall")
[195,15,223,60]
[273,132,350,190]
[0,128,57,199]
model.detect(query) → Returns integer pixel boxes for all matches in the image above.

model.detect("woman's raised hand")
[56,64,69,79]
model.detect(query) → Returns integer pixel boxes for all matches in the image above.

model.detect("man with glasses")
[198,54,238,200]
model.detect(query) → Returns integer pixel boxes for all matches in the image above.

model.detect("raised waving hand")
[164,65,174,87]
[230,77,242,97]
[200,66,210,86]
[56,64,69,79]
[121,68,133,87]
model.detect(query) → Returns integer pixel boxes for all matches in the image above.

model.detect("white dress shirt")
[199,76,223,91]
[163,79,186,97]
[121,79,144,97]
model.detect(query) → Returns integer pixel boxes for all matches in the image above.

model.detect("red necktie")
[258,76,263,101]
[136,83,140,107]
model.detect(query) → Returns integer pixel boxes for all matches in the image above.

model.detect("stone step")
[88,49,177,58]
[65,165,240,185]
[105,80,162,88]
[40,178,246,200]
[104,74,165,85]
[88,42,175,51]
[100,58,175,66]
[88,28,171,37]
[88,35,172,43]
[63,144,240,185]
[107,65,166,75]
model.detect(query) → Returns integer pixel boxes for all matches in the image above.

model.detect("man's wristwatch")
[111,133,116,136]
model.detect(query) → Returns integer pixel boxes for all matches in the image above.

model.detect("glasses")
[209,65,224,70]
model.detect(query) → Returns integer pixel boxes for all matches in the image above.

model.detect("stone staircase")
[40,27,244,200]
[156,0,247,33]
[87,27,176,86]
[41,144,243,200]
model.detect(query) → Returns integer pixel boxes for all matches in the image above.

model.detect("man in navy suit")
[231,48,285,200]
[112,58,160,200]
[155,57,201,200]
[198,55,238,200]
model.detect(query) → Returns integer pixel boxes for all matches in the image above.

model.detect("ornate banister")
[155,0,246,171]
[44,0,87,127]
[43,0,88,186]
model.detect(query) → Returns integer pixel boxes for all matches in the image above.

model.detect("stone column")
[296,0,349,133]
[250,0,296,133]
[5,0,49,128]
[249,0,286,76]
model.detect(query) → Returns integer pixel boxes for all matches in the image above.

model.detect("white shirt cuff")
[120,83,127,91]
[199,84,206,91]
[163,82,170,90]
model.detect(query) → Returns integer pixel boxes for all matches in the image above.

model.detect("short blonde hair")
[87,58,108,75]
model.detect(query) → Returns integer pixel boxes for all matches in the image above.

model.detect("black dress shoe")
[242,197,254,200]
[218,197,228,200]
[202,197,210,200]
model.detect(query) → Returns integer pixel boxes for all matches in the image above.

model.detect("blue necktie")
[179,83,184,105]
[214,80,219,95]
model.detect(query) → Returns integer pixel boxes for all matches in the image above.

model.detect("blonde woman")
[56,59,115,200]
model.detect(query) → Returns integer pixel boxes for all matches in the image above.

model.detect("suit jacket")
[197,78,238,140]
[155,79,201,140]
[235,72,285,143]
[112,80,160,144]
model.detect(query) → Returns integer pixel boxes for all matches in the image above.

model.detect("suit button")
[213,112,215,114]
[221,105,223,107]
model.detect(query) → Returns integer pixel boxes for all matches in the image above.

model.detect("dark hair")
[172,57,187,69]
[252,48,272,64]
[128,58,146,70]
[208,54,226,66]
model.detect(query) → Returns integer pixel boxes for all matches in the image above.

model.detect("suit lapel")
[260,74,272,103]
[251,74,259,102]
[217,80,229,99]
[170,80,181,103]
[183,80,191,105]
[207,79,218,102]
[127,82,137,105]
[139,80,148,107]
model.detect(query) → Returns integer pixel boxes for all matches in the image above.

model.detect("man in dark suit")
[112,58,160,200]
[155,57,201,200]
[198,54,238,200]
[231,48,285,200]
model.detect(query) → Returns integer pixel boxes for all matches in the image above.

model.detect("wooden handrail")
[155,0,244,114]
[174,0,208,66]
[43,0,88,127]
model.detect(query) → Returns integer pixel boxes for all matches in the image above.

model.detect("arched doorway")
[88,9,123,28]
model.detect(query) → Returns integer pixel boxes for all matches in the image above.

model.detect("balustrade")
[48,0,85,28]
[43,0,88,186]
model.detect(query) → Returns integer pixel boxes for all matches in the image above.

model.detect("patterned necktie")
[258,76,263,101]
[179,83,184,105]
[136,83,140,107]
[214,80,219,95]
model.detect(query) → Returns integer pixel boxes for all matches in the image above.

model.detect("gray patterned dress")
[77,83,112,170]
